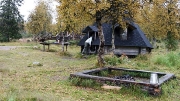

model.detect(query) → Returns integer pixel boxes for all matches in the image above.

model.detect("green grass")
[0,41,180,101]
[153,52,180,68]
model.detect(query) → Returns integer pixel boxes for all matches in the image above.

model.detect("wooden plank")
[70,73,159,88]
[40,41,67,51]
[81,68,108,74]
[158,74,175,85]
[70,67,175,88]
[108,67,167,75]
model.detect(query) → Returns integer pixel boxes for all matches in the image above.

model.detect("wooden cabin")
[78,22,153,56]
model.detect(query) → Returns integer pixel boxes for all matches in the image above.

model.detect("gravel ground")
[0,46,30,50]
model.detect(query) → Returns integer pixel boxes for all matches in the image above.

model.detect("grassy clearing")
[0,42,180,101]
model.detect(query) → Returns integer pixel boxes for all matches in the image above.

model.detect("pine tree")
[0,0,24,42]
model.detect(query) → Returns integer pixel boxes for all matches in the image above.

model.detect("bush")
[104,55,122,66]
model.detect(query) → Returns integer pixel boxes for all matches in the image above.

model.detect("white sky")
[19,0,36,21]
[19,0,58,23]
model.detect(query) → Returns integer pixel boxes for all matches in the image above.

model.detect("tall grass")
[153,52,180,68]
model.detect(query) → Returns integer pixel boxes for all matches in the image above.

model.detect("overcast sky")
[19,0,36,21]
[19,0,58,23]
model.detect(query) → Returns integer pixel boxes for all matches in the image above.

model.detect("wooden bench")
[40,42,69,51]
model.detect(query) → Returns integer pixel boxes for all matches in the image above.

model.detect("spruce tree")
[0,0,24,42]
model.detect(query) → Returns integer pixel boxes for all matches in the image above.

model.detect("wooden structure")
[40,42,69,51]
[39,32,71,51]
[78,22,153,56]
[35,31,53,42]
[70,67,175,95]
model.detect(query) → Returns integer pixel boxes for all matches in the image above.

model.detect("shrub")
[104,55,122,66]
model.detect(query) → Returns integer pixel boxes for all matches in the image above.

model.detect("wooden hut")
[78,22,153,56]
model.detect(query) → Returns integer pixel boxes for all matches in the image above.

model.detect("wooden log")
[158,74,175,85]
[108,67,168,75]
[70,67,175,88]
[70,73,159,88]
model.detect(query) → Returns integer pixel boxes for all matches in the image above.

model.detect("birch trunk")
[111,25,115,53]
[62,32,65,52]
[96,13,105,68]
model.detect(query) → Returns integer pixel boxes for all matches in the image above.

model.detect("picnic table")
[40,42,69,51]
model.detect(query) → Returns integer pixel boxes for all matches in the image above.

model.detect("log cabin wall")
[104,46,150,56]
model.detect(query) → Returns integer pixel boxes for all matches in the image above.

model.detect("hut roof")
[82,26,99,33]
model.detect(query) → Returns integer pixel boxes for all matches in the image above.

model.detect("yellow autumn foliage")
[55,0,180,40]
[135,0,180,39]
[26,0,52,35]
[56,0,141,33]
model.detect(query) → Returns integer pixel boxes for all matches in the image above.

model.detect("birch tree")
[56,0,109,67]
[26,0,52,35]
[103,0,140,52]
[56,0,150,67]
[136,0,180,50]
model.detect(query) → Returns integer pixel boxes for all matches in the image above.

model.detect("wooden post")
[43,44,45,51]
[48,44,50,51]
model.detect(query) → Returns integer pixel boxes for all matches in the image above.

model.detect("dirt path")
[0,46,29,50]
